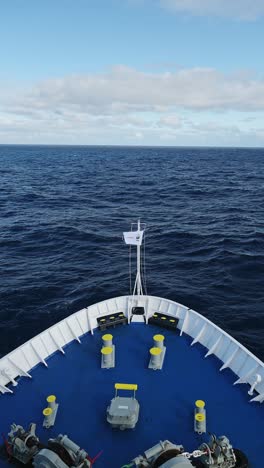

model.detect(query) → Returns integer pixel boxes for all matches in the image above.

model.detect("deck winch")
[124,433,248,468]
[107,383,140,430]
[6,423,92,467]
[7,423,40,464]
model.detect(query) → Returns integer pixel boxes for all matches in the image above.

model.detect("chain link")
[181,449,209,459]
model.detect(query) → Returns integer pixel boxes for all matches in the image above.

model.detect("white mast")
[136,219,143,296]
[123,219,145,296]
[123,220,146,323]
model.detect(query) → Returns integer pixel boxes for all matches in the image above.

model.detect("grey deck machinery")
[6,423,92,468]
[123,434,249,468]
[107,383,140,430]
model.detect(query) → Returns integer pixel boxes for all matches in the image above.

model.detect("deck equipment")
[106,383,139,430]
[126,434,248,468]
[7,423,92,468]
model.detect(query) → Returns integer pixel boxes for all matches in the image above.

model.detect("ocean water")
[0,145,264,361]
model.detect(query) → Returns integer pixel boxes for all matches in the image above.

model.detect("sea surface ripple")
[0,145,264,360]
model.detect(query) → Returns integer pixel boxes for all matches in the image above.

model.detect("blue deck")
[0,323,262,467]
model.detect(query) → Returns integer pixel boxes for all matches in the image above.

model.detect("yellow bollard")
[47,394,56,411]
[150,347,162,369]
[153,334,165,349]
[102,334,113,347]
[194,400,206,434]
[43,407,53,428]
[101,346,113,368]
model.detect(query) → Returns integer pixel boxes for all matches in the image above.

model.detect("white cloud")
[160,0,264,20]
[4,66,264,115]
[1,66,264,145]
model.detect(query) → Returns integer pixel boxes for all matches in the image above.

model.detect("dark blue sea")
[0,145,264,362]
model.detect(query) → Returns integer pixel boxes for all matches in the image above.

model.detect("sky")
[1,0,264,146]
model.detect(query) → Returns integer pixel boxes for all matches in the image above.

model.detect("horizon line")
[0,143,264,150]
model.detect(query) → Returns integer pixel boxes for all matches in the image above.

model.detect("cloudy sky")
[1,0,264,146]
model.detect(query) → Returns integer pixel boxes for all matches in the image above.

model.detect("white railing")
[0,295,263,402]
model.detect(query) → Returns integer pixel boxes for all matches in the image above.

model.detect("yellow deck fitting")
[115,383,138,391]
[46,394,57,412]
[150,347,162,355]
[101,346,113,355]
[153,334,164,342]
[102,334,113,341]
[195,413,205,422]
[102,333,113,349]
[47,395,56,403]
[153,334,165,350]
[43,406,54,428]
[43,395,59,428]
[195,399,205,409]
[194,400,206,434]
[149,342,166,370]
[43,407,53,416]
[114,383,138,399]
[101,345,115,368]
[149,312,179,330]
